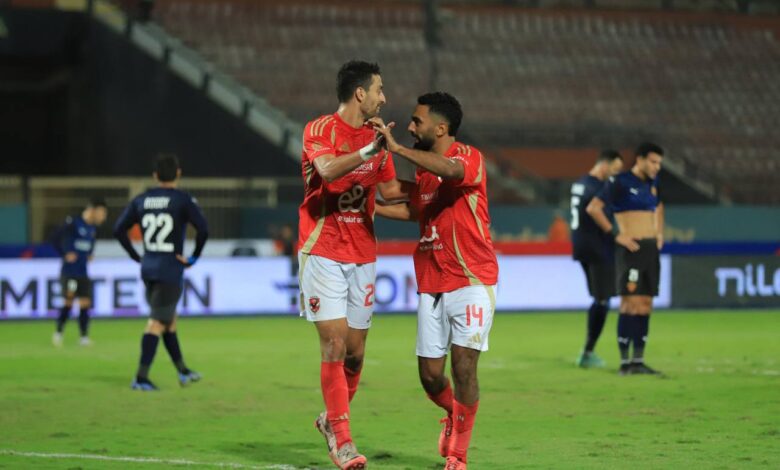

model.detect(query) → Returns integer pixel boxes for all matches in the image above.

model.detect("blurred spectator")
[547,212,570,242]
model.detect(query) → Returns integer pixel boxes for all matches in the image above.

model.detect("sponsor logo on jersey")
[74,240,92,252]
[338,185,367,213]
[420,191,437,202]
[352,161,374,174]
[419,225,443,252]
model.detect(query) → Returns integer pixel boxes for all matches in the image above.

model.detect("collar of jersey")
[333,112,370,134]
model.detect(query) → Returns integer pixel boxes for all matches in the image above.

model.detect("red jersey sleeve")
[450,146,484,188]
[377,151,396,183]
[303,116,336,161]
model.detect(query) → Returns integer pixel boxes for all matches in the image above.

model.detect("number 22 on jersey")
[142,213,174,252]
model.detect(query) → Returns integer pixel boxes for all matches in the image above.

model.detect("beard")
[412,135,434,151]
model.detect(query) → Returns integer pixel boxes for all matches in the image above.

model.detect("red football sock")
[344,366,362,402]
[321,361,352,447]
[450,399,479,462]
[426,379,454,415]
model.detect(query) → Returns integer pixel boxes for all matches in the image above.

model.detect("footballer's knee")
[321,336,347,362]
[344,354,363,373]
[145,319,166,336]
[418,357,447,395]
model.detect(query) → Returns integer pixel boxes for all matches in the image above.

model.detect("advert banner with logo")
[0,255,671,319]
[672,256,780,308]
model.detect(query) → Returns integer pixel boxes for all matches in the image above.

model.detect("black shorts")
[61,277,92,299]
[144,281,182,323]
[580,261,616,300]
[616,238,660,296]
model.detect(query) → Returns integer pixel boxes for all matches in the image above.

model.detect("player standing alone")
[299,60,406,470]
[114,155,209,390]
[570,150,624,368]
[51,198,108,347]
[587,143,665,375]
[374,92,497,470]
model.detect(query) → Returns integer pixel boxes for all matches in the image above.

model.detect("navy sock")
[617,314,631,365]
[137,334,160,380]
[162,331,187,373]
[56,306,71,333]
[78,308,90,337]
[584,301,609,353]
[632,316,650,363]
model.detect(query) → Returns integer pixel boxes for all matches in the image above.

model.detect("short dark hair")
[155,154,180,182]
[417,92,463,136]
[635,142,664,158]
[597,149,623,163]
[337,61,380,103]
[88,197,107,209]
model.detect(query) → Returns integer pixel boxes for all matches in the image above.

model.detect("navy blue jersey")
[113,187,208,284]
[51,215,97,278]
[598,171,661,213]
[570,175,614,263]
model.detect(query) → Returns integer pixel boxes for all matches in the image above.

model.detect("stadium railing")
[9,176,300,242]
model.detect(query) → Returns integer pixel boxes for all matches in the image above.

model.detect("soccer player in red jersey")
[299,60,407,470]
[373,92,498,470]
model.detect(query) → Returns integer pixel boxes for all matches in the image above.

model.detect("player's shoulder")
[304,114,337,138]
[614,171,633,185]
[453,142,482,158]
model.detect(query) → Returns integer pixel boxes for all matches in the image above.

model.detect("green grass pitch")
[1,311,779,469]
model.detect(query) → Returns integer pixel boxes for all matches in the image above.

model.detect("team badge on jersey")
[309,296,321,313]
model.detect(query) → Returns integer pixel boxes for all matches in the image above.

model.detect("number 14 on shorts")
[466,304,484,327]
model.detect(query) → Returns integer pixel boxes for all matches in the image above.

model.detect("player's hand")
[370,121,399,153]
[176,254,198,268]
[656,234,664,251]
[615,234,640,252]
[65,252,78,263]
[88,255,95,262]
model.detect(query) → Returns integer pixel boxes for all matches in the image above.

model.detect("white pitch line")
[0,449,305,470]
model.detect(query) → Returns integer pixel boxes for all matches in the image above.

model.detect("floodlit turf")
[1,311,779,469]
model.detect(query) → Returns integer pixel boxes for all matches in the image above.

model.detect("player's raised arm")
[373,121,464,180]
[308,130,385,183]
[113,202,142,263]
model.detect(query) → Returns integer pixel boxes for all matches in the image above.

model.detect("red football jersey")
[411,142,498,293]
[298,113,396,263]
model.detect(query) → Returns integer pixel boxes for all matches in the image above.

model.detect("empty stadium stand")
[128,0,780,203]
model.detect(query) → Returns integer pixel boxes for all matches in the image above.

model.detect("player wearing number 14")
[114,154,209,391]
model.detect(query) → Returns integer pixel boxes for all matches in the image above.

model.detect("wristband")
[358,142,379,161]
[187,256,198,266]
[610,225,619,237]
